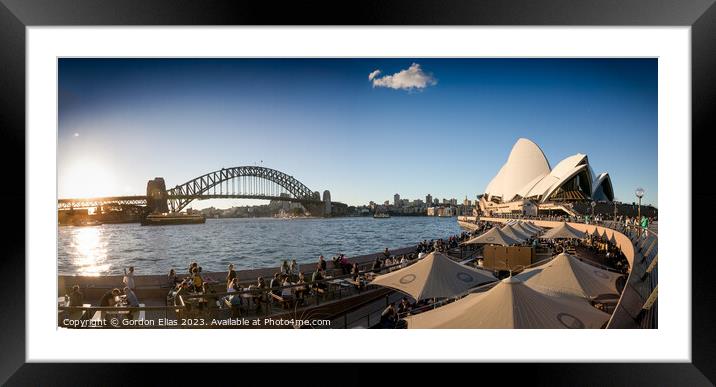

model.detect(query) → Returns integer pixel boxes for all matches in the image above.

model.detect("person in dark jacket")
[68,285,84,307]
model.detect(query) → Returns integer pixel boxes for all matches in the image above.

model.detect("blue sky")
[58,58,657,208]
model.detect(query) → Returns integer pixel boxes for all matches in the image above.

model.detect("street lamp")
[613,200,617,225]
[635,187,645,235]
[590,200,596,223]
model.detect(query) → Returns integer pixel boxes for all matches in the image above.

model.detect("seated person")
[280,277,295,307]
[124,287,140,307]
[350,264,364,289]
[253,277,267,309]
[173,281,190,307]
[397,297,412,316]
[199,282,214,309]
[269,273,282,297]
[371,257,383,273]
[99,288,121,307]
[379,302,397,328]
[68,285,84,307]
[294,273,307,304]
[168,269,181,287]
[312,269,327,291]
[191,267,204,292]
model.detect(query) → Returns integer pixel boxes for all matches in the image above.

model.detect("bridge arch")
[166,166,319,212]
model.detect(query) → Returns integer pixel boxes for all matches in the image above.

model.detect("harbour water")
[58,216,461,276]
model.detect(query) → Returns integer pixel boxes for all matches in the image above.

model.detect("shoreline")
[58,245,419,295]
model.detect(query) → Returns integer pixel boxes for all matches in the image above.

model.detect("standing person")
[123,266,136,290]
[339,254,351,275]
[281,260,290,276]
[289,259,299,280]
[68,285,84,307]
[642,216,650,237]
[318,255,327,272]
[383,248,391,260]
[226,264,237,285]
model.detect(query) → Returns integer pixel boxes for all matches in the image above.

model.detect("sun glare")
[60,160,116,198]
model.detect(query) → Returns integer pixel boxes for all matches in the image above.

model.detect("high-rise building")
[450,198,458,206]
[433,198,439,206]
[426,194,433,206]
[394,193,401,206]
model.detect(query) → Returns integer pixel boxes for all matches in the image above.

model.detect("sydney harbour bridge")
[57,166,335,217]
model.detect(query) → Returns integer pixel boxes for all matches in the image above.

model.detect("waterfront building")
[426,194,433,207]
[479,138,614,216]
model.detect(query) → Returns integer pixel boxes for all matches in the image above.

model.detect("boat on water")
[373,212,391,218]
[141,213,206,226]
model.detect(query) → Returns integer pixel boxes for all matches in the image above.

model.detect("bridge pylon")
[146,177,169,213]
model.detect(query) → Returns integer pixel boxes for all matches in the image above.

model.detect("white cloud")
[368,69,381,81]
[369,63,437,91]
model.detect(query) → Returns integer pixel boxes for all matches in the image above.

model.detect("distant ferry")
[373,213,390,218]
[141,213,206,226]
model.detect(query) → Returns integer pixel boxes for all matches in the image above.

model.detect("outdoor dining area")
[361,221,631,329]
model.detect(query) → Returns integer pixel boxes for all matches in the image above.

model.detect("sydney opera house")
[479,138,614,216]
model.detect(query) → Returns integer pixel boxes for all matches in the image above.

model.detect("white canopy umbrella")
[405,276,610,329]
[462,227,521,247]
[539,222,587,240]
[527,221,543,230]
[513,222,537,237]
[521,222,542,234]
[369,251,497,301]
[501,224,530,242]
[590,227,601,238]
[518,253,622,299]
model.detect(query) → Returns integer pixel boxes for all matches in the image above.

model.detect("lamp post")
[613,200,617,227]
[590,201,596,224]
[635,187,645,236]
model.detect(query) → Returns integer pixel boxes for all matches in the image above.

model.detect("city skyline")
[58,58,658,208]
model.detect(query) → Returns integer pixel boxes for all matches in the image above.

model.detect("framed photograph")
[3,0,715,384]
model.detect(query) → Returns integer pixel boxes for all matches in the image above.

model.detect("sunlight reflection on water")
[58,216,462,275]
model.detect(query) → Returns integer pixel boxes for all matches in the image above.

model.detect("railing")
[166,258,423,321]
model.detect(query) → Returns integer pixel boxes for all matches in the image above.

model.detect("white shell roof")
[592,172,613,198]
[524,154,590,200]
[484,138,551,201]
[484,138,610,204]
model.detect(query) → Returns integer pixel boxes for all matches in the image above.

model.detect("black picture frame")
[1,0,714,384]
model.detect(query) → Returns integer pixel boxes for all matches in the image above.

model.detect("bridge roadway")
[57,194,322,210]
